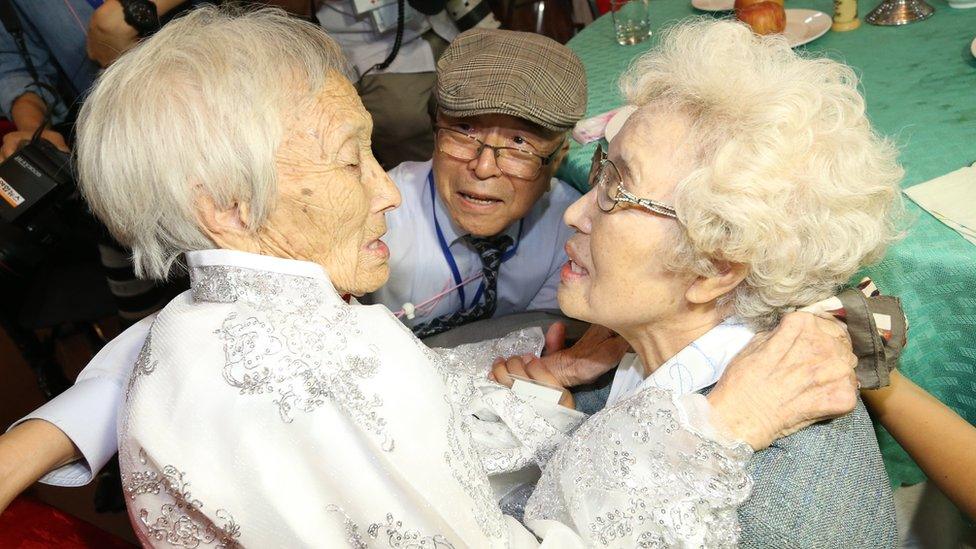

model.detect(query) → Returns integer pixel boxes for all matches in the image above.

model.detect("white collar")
[186,249,330,281]
[185,249,345,309]
[607,318,755,407]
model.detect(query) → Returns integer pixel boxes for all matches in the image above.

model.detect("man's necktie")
[411,234,514,339]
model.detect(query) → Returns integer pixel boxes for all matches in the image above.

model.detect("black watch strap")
[119,0,160,37]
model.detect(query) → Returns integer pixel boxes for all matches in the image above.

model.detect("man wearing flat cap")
[364,28,588,339]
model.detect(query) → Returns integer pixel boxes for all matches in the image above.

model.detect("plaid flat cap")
[436,29,587,132]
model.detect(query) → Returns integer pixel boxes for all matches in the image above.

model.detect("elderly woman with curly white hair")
[495,19,903,548]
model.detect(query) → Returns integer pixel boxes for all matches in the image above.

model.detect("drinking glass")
[610,0,652,46]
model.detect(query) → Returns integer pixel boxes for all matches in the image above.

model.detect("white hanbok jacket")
[119,250,752,548]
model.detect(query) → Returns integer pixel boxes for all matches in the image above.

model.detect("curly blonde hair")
[619,19,904,328]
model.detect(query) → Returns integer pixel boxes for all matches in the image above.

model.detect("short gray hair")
[620,19,904,328]
[76,6,350,280]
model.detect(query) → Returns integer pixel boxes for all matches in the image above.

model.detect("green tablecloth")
[557,2,976,487]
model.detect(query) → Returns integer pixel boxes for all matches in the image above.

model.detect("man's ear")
[685,262,749,305]
[195,193,254,250]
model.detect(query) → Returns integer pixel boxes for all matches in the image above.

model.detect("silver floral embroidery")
[429,328,545,379]
[479,385,583,472]
[369,317,513,541]
[192,265,325,315]
[406,326,563,541]
[326,505,456,548]
[125,327,158,400]
[524,386,752,548]
[367,513,456,548]
[326,504,368,549]
[124,449,241,548]
[192,264,393,448]
[133,331,158,377]
[439,398,505,540]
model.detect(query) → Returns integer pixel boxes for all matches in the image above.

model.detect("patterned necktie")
[412,234,514,339]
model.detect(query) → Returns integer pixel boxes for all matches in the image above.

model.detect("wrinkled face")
[432,113,566,237]
[558,108,699,333]
[260,73,401,295]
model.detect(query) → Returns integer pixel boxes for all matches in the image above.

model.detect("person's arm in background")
[0,14,69,160]
[0,314,156,514]
[86,0,188,67]
[862,370,976,520]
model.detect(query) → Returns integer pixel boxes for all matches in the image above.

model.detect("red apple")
[736,1,786,35]
[734,0,783,10]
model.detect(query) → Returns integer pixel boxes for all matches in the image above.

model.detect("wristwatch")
[119,0,161,37]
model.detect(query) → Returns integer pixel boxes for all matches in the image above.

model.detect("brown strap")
[836,289,908,389]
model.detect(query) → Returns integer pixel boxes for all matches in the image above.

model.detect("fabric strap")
[800,278,908,389]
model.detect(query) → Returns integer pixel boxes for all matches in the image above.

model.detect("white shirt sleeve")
[6,313,156,486]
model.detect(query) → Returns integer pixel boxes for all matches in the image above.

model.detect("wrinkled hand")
[538,323,629,387]
[707,312,857,451]
[489,356,575,409]
[87,0,139,68]
[0,129,68,162]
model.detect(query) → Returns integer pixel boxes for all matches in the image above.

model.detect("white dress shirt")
[365,160,579,328]
[10,160,578,485]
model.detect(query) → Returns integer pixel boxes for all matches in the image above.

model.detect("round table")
[556,1,976,487]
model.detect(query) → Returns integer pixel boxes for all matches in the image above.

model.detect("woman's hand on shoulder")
[707,312,858,450]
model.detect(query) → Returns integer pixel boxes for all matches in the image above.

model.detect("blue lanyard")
[428,172,522,310]
[85,0,105,8]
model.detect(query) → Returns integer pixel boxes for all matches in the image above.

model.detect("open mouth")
[458,190,502,206]
[561,243,591,282]
[560,258,589,282]
[363,233,390,258]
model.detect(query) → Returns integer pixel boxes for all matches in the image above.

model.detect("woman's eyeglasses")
[588,144,679,220]
[434,126,562,180]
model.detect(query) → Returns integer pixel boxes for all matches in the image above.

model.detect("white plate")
[690,7,830,48]
[691,0,734,12]
[605,105,637,142]
[784,9,831,48]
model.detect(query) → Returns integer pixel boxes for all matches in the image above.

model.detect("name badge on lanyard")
[428,172,522,311]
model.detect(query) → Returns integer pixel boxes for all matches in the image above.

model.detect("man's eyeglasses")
[434,125,562,180]
[588,144,679,220]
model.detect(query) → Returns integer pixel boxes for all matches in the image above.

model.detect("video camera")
[0,136,89,284]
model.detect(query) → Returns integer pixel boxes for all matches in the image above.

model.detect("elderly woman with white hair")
[491,19,904,548]
[0,7,875,548]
